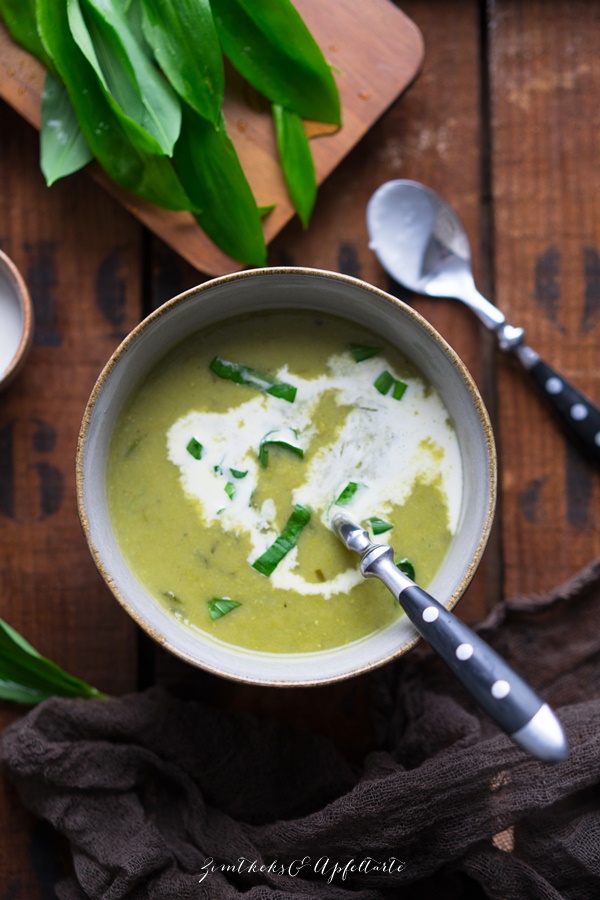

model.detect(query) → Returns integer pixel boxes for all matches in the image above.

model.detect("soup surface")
[107,311,463,653]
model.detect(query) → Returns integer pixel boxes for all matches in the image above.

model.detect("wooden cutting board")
[0,2,423,275]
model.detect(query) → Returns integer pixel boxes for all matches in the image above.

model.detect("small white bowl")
[0,250,34,391]
[77,268,496,686]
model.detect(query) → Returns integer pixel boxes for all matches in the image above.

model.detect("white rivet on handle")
[422,607,439,623]
[491,679,511,699]
[570,403,588,421]
[456,643,474,661]
[545,377,563,394]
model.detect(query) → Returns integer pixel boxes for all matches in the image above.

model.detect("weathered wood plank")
[0,103,141,898]
[488,0,600,596]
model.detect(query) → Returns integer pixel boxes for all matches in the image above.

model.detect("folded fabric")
[2,557,600,899]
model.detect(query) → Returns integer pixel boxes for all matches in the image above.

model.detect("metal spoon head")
[366,179,473,296]
[330,510,372,556]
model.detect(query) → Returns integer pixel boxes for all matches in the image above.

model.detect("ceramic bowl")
[77,267,496,686]
[0,249,34,392]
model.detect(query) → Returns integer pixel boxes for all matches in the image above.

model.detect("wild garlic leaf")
[140,0,223,125]
[210,0,341,126]
[68,0,182,155]
[36,0,194,210]
[174,106,266,265]
[0,618,107,705]
[41,71,94,185]
[272,103,316,228]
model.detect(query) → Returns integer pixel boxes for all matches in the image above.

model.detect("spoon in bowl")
[366,179,600,461]
[331,510,569,764]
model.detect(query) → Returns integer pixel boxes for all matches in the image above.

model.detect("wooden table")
[1,1,599,894]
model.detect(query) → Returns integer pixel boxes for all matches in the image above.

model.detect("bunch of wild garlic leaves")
[0,0,341,264]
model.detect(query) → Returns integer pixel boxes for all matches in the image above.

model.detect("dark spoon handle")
[365,551,568,763]
[398,583,542,734]
[331,516,569,763]
[518,348,600,461]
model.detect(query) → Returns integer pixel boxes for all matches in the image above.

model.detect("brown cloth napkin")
[2,558,600,900]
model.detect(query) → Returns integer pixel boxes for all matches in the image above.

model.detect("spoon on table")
[366,179,600,461]
[331,511,569,764]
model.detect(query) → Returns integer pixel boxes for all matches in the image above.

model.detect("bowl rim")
[76,266,497,686]
[0,249,34,391]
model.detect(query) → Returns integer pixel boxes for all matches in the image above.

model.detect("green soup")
[107,311,462,653]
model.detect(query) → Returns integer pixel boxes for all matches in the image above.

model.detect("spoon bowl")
[367,179,600,460]
[367,179,473,296]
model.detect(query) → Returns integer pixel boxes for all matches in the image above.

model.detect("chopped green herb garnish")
[374,370,408,400]
[208,597,242,620]
[335,482,359,505]
[392,380,408,400]
[213,464,222,474]
[265,382,298,402]
[209,356,297,402]
[396,558,416,581]
[374,370,395,395]
[350,343,382,362]
[252,504,311,577]
[259,428,304,467]
[368,517,393,535]
[230,468,248,479]
[224,482,236,500]
[186,437,203,459]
